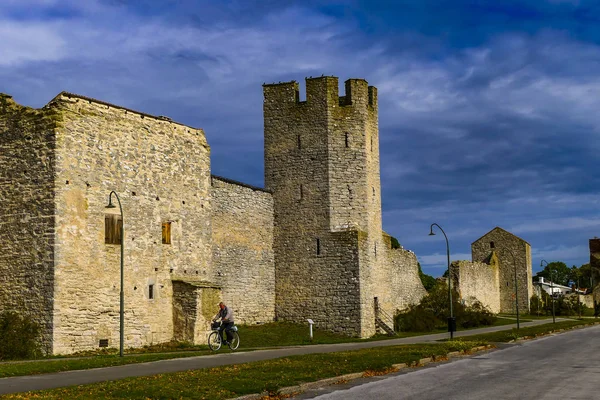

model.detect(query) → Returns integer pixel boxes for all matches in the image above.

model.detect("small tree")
[395,281,496,332]
[0,311,41,360]
[536,261,570,286]
[417,262,436,292]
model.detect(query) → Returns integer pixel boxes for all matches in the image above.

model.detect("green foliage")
[417,262,436,291]
[458,301,497,329]
[390,236,401,249]
[0,311,41,360]
[459,319,597,343]
[529,293,589,317]
[570,264,593,289]
[394,282,497,332]
[536,261,570,286]
[16,342,485,399]
[529,294,545,316]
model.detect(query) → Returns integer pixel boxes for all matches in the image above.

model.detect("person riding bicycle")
[213,302,235,344]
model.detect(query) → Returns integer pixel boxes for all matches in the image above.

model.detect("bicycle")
[208,321,240,351]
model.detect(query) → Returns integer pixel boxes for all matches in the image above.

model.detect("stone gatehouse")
[451,227,533,314]
[0,76,427,355]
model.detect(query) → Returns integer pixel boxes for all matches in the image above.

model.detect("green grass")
[3,341,485,400]
[0,318,527,378]
[0,351,214,378]
[456,319,599,343]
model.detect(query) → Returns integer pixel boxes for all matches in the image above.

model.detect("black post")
[429,223,454,339]
[541,260,555,324]
[506,249,519,330]
[107,191,125,357]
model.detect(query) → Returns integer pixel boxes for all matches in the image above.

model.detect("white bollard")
[307,319,314,340]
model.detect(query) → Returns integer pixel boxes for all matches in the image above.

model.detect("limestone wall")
[385,243,428,313]
[210,175,275,325]
[451,259,500,313]
[472,227,532,313]
[172,281,220,344]
[0,94,59,353]
[49,93,212,354]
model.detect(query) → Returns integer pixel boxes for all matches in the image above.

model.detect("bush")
[0,311,41,360]
[530,292,589,317]
[394,305,440,332]
[394,282,496,332]
[457,301,496,329]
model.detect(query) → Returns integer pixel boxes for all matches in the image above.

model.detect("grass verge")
[2,341,485,400]
[456,319,599,343]
[0,351,214,379]
[0,318,526,378]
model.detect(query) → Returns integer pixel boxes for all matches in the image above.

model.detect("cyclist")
[213,302,235,344]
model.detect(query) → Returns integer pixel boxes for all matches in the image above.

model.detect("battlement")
[263,76,377,109]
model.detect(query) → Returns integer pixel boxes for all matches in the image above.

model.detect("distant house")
[533,277,572,297]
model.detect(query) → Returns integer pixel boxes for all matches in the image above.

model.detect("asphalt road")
[303,323,600,400]
[0,318,576,395]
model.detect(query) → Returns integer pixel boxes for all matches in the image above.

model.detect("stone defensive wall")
[210,175,275,325]
[0,94,58,353]
[382,234,428,314]
[451,259,500,314]
[274,227,363,336]
[51,92,211,353]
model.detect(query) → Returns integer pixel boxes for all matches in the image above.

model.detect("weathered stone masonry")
[451,256,501,314]
[263,77,426,337]
[1,75,427,353]
[210,175,275,325]
[453,227,532,314]
[0,94,58,354]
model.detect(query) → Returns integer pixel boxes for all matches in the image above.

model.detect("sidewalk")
[0,318,563,395]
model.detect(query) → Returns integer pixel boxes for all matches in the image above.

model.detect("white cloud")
[418,252,472,267]
[510,217,600,234]
[532,245,589,263]
[0,21,66,66]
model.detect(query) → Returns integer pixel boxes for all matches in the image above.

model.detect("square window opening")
[162,222,171,244]
[105,214,122,245]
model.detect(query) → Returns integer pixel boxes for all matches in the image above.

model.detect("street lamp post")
[541,260,555,324]
[429,223,455,339]
[505,249,520,330]
[106,191,125,357]
[578,274,581,319]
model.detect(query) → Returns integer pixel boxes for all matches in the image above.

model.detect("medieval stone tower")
[263,76,424,337]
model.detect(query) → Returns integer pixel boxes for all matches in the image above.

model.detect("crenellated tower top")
[263,76,377,110]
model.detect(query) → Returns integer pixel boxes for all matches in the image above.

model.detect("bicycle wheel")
[208,331,221,351]
[228,331,240,350]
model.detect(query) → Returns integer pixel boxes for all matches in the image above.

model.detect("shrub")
[0,311,41,360]
[394,305,441,332]
[532,292,589,317]
[458,301,496,329]
[395,282,496,332]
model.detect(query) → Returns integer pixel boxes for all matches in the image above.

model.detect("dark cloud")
[1,0,598,276]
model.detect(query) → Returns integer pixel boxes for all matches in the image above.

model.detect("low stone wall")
[387,247,427,313]
[451,258,500,314]
[211,176,275,325]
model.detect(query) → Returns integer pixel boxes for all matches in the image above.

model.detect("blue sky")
[1,0,599,277]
